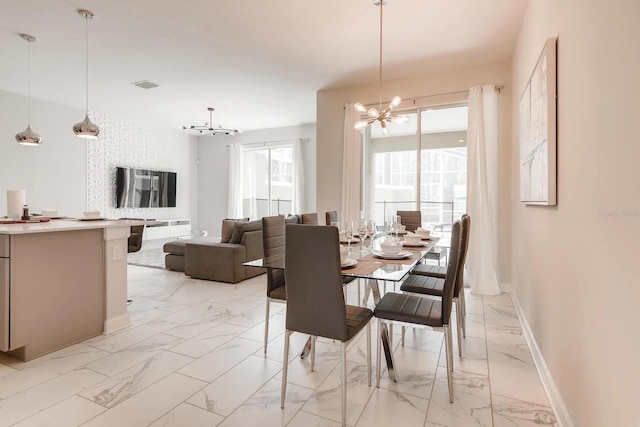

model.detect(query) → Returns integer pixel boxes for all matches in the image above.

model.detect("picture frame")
[519,37,557,205]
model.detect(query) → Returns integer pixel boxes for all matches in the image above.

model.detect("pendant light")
[73,9,100,139]
[354,0,408,135]
[15,34,42,146]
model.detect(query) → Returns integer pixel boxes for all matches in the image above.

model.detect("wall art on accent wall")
[520,37,557,206]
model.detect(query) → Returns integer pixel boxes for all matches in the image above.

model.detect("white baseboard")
[104,313,131,334]
[509,290,574,427]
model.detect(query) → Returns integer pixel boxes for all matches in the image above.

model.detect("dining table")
[244,233,442,382]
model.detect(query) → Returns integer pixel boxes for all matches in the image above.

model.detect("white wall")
[1,90,87,216]
[86,112,197,223]
[0,90,198,227]
[197,124,317,237]
[511,1,640,425]
[316,63,513,283]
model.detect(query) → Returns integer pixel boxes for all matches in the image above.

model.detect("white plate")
[402,241,426,247]
[372,250,412,260]
[78,217,107,221]
[341,259,357,268]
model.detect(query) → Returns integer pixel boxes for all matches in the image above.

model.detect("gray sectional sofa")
[163,214,314,284]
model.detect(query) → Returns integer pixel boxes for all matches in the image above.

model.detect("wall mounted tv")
[115,167,177,208]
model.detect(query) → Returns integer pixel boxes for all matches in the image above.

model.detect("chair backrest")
[301,213,319,225]
[325,211,338,226]
[284,224,347,341]
[441,220,462,324]
[454,214,471,298]
[128,225,145,253]
[397,210,421,232]
[262,215,286,295]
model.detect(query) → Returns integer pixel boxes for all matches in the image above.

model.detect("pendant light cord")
[84,15,89,116]
[378,1,383,112]
[27,39,31,126]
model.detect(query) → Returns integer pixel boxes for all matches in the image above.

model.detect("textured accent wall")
[87,113,194,220]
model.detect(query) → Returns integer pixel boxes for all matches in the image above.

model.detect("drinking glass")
[358,220,368,254]
[366,220,377,247]
[344,221,354,251]
[393,215,402,240]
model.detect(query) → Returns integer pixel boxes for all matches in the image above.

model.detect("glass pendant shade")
[16,125,42,146]
[74,9,100,139]
[72,115,100,139]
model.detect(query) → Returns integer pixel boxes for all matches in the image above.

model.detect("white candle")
[7,190,26,219]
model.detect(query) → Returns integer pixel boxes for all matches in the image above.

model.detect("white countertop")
[0,219,150,235]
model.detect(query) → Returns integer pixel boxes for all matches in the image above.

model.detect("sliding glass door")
[362,104,468,228]
[241,144,293,219]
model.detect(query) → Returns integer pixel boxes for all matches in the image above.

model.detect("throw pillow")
[230,219,262,244]
[220,217,250,243]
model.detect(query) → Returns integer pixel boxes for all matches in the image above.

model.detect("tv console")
[143,218,191,240]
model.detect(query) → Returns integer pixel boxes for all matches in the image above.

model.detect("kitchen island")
[0,219,143,361]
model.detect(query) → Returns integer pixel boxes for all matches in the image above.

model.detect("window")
[241,144,293,219]
[362,104,468,228]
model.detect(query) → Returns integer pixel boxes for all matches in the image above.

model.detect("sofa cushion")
[230,219,262,244]
[285,215,299,225]
[221,217,250,243]
[163,240,187,256]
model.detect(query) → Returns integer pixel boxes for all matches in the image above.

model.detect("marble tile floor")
[0,266,558,427]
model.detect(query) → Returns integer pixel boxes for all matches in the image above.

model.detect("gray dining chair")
[397,210,422,232]
[281,224,372,427]
[407,214,471,341]
[300,212,319,224]
[325,210,338,226]
[374,220,462,403]
[262,215,287,353]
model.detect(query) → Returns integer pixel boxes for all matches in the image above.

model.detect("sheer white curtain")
[342,104,362,226]
[466,84,501,295]
[227,143,244,218]
[291,138,304,214]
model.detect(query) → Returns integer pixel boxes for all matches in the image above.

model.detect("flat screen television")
[115,167,177,208]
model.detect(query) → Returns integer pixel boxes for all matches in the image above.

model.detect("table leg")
[368,279,398,382]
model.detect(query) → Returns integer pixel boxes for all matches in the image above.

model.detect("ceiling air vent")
[131,80,159,89]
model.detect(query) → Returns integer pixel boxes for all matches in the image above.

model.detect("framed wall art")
[520,37,557,206]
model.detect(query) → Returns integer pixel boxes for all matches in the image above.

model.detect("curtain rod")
[226,138,308,148]
[344,85,504,109]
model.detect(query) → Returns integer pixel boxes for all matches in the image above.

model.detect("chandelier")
[354,0,408,135]
[182,107,241,136]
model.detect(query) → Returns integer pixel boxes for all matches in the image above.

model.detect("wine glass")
[344,221,354,251]
[366,220,377,248]
[393,215,402,240]
[358,220,368,254]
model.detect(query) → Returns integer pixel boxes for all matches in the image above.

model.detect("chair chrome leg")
[376,319,382,388]
[341,341,347,427]
[459,289,467,338]
[264,300,271,353]
[281,330,291,408]
[447,325,454,373]
[366,322,371,387]
[310,336,316,372]
[388,323,393,348]
[401,326,406,347]
[443,325,453,403]
[455,299,463,357]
